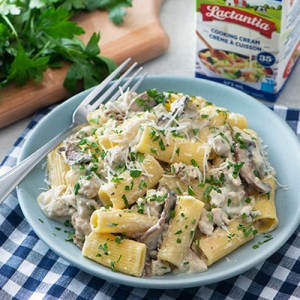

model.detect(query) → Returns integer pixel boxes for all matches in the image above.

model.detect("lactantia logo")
[199,5,277,38]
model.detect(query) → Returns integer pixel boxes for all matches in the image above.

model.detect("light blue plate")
[17,75,300,289]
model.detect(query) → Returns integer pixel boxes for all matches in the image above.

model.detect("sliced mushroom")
[170,95,189,117]
[129,91,158,112]
[140,192,176,276]
[235,141,271,193]
[140,192,176,250]
[64,142,92,166]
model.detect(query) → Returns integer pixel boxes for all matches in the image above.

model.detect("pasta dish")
[37,89,277,277]
[199,50,273,82]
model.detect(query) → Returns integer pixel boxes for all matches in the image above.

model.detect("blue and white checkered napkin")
[0,104,299,300]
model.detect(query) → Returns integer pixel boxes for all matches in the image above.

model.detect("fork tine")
[79,57,132,107]
[109,67,144,102]
[130,72,148,92]
[88,61,140,111]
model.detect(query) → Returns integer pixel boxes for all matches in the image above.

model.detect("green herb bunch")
[0,0,132,93]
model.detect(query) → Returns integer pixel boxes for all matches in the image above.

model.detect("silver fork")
[0,58,147,203]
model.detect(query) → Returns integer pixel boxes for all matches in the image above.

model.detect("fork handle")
[0,123,78,204]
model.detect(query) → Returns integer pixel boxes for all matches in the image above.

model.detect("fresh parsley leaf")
[7,44,49,85]
[86,0,132,25]
[84,31,101,57]
[35,7,85,39]
[64,59,101,92]
[59,0,88,11]
[0,0,130,92]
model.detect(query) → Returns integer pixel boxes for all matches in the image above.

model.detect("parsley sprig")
[0,0,132,93]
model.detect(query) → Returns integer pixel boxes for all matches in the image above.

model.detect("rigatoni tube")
[98,154,163,209]
[252,175,278,233]
[135,126,211,171]
[90,208,158,234]
[199,219,256,266]
[157,196,204,267]
[82,232,146,277]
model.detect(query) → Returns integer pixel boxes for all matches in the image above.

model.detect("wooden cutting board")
[0,0,169,128]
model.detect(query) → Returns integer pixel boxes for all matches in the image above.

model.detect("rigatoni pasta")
[90,207,158,234]
[98,153,163,209]
[47,143,70,187]
[135,125,211,171]
[198,219,256,266]
[37,88,278,278]
[252,175,278,233]
[157,196,204,267]
[82,232,146,277]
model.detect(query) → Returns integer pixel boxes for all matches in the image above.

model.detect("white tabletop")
[1,0,300,163]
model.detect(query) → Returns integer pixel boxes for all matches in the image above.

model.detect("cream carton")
[195,0,300,101]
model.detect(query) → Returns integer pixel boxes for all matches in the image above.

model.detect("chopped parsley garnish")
[78,138,89,146]
[64,220,71,227]
[215,132,230,145]
[147,89,165,104]
[171,130,184,138]
[111,176,124,184]
[237,224,258,238]
[138,180,147,190]
[159,138,166,151]
[151,148,158,155]
[115,234,125,244]
[203,185,221,202]
[125,180,134,191]
[148,193,167,202]
[227,161,245,178]
[100,150,107,160]
[98,242,109,255]
[64,230,74,242]
[206,213,213,222]
[252,234,273,249]
[245,198,251,204]
[235,132,248,149]
[190,159,198,167]
[187,186,195,196]
[136,202,145,214]
[176,187,183,195]
[227,233,235,242]
[130,169,142,178]
[193,128,199,136]
[74,183,80,195]
[111,254,122,272]
[122,194,129,208]
[242,212,247,219]
[203,185,214,202]
[149,129,156,139]
[205,174,225,186]
[135,98,152,111]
